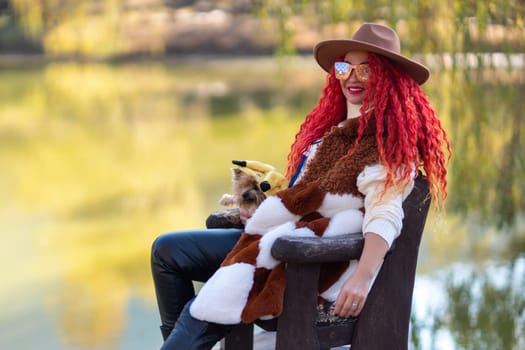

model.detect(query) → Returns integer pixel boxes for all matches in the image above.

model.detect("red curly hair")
[285,53,451,207]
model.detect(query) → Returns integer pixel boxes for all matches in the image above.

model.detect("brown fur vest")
[189,117,381,325]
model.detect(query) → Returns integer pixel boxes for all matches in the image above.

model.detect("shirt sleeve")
[356,164,415,248]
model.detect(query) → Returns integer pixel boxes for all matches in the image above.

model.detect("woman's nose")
[347,69,358,82]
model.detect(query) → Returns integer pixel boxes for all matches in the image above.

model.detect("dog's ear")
[232,167,243,179]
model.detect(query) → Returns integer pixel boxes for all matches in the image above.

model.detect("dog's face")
[232,168,267,213]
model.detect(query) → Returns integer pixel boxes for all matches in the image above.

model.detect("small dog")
[211,160,288,229]
[214,160,288,228]
[219,167,267,216]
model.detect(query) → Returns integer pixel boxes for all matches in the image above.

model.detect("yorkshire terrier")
[219,167,267,216]
[205,160,287,229]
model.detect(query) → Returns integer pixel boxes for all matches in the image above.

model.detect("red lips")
[347,86,365,95]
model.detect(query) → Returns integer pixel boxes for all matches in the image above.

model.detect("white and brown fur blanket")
[190,118,380,324]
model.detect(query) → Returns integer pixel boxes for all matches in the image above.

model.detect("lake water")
[1,55,524,349]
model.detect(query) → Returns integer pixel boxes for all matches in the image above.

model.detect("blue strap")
[288,154,307,187]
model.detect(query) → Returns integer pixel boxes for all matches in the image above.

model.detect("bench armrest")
[271,233,364,263]
[205,208,244,229]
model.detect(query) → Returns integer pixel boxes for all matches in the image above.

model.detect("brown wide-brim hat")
[314,23,430,85]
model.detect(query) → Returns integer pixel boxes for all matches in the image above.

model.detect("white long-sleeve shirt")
[291,135,414,249]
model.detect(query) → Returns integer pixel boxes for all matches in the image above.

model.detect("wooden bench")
[210,176,430,350]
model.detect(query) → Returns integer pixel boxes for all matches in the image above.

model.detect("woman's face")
[338,51,369,105]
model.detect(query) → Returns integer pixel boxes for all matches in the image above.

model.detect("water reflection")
[0,57,523,349]
[413,257,525,350]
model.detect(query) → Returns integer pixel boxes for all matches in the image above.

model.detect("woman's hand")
[334,270,372,317]
[334,232,390,317]
[239,207,253,225]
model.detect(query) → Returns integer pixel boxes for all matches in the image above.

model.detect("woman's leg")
[151,228,242,348]
[161,297,234,350]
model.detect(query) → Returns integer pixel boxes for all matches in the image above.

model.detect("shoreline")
[0,52,523,70]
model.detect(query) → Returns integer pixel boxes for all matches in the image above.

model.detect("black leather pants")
[150,228,242,350]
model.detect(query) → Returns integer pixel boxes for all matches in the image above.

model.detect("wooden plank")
[214,332,351,350]
[275,263,320,350]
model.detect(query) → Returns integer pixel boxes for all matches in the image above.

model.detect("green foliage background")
[1,0,524,57]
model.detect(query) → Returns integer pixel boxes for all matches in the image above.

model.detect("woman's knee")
[151,231,191,267]
[151,228,242,278]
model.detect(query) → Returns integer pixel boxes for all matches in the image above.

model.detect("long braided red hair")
[285,53,451,206]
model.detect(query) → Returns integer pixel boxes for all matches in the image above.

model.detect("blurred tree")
[253,0,525,55]
[3,0,524,57]
[7,0,170,57]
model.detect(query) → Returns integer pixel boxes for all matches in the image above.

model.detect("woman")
[151,22,450,349]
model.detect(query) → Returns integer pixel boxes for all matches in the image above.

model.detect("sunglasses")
[334,61,371,82]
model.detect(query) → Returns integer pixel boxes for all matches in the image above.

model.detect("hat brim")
[314,39,430,85]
